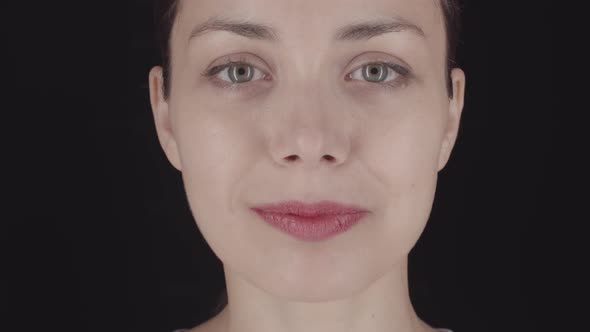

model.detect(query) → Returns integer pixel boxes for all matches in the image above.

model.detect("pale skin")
[148,0,466,331]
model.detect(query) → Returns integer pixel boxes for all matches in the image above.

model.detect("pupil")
[371,67,379,75]
[238,67,246,75]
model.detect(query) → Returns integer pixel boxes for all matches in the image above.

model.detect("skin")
[148,0,465,331]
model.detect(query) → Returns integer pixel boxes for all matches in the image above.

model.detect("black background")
[5,1,552,331]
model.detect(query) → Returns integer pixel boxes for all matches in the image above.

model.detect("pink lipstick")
[251,200,369,242]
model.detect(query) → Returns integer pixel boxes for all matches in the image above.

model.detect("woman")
[148,0,466,331]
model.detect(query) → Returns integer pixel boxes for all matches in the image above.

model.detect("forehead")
[173,0,445,48]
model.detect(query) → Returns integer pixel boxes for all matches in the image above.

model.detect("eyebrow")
[188,15,426,43]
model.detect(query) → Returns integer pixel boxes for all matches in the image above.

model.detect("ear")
[437,68,466,171]
[148,66,182,171]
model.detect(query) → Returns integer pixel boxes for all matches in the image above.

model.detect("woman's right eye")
[204,62,267,85]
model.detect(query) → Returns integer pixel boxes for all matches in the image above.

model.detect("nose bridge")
[284,40,336,108]
[276,50,324,115]
[280,59,331,126]
[287,73,324,109]
[285,47,327,94]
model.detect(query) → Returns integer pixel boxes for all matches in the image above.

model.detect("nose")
[268,85,352,170]
[277,128,347,168]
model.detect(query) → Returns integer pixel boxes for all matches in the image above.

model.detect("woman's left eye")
[347,62,410,86]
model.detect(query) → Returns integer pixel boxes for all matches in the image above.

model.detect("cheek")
[171,99,259,248]
[363,110,444,255]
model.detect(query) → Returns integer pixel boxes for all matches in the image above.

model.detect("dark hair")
[152,0,462,316]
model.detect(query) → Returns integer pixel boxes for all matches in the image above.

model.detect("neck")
[209,258,435,332]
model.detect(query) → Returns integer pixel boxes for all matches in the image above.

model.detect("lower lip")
[252,209,367,242]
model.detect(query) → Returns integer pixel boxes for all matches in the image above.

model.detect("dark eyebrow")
[188,16,426,43]
[189,16,279,42]
[335,17,426,41]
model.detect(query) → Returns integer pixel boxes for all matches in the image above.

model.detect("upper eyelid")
[203,53,270,76]
[349,58,411,76]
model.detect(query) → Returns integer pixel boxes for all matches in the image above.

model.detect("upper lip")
[251,200,369,217]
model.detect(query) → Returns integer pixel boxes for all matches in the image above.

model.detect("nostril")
[283,155,335,163]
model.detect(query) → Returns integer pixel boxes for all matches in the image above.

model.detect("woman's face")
[149,0,464,300]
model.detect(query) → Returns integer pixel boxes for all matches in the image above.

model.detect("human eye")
[200,55,270,91]
[345,61,411,91]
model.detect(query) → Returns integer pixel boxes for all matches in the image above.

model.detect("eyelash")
[200,55,411,93]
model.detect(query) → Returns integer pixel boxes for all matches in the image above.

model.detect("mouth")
[250,200,369,242]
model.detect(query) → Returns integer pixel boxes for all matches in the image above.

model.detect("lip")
[251,200,369,241]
